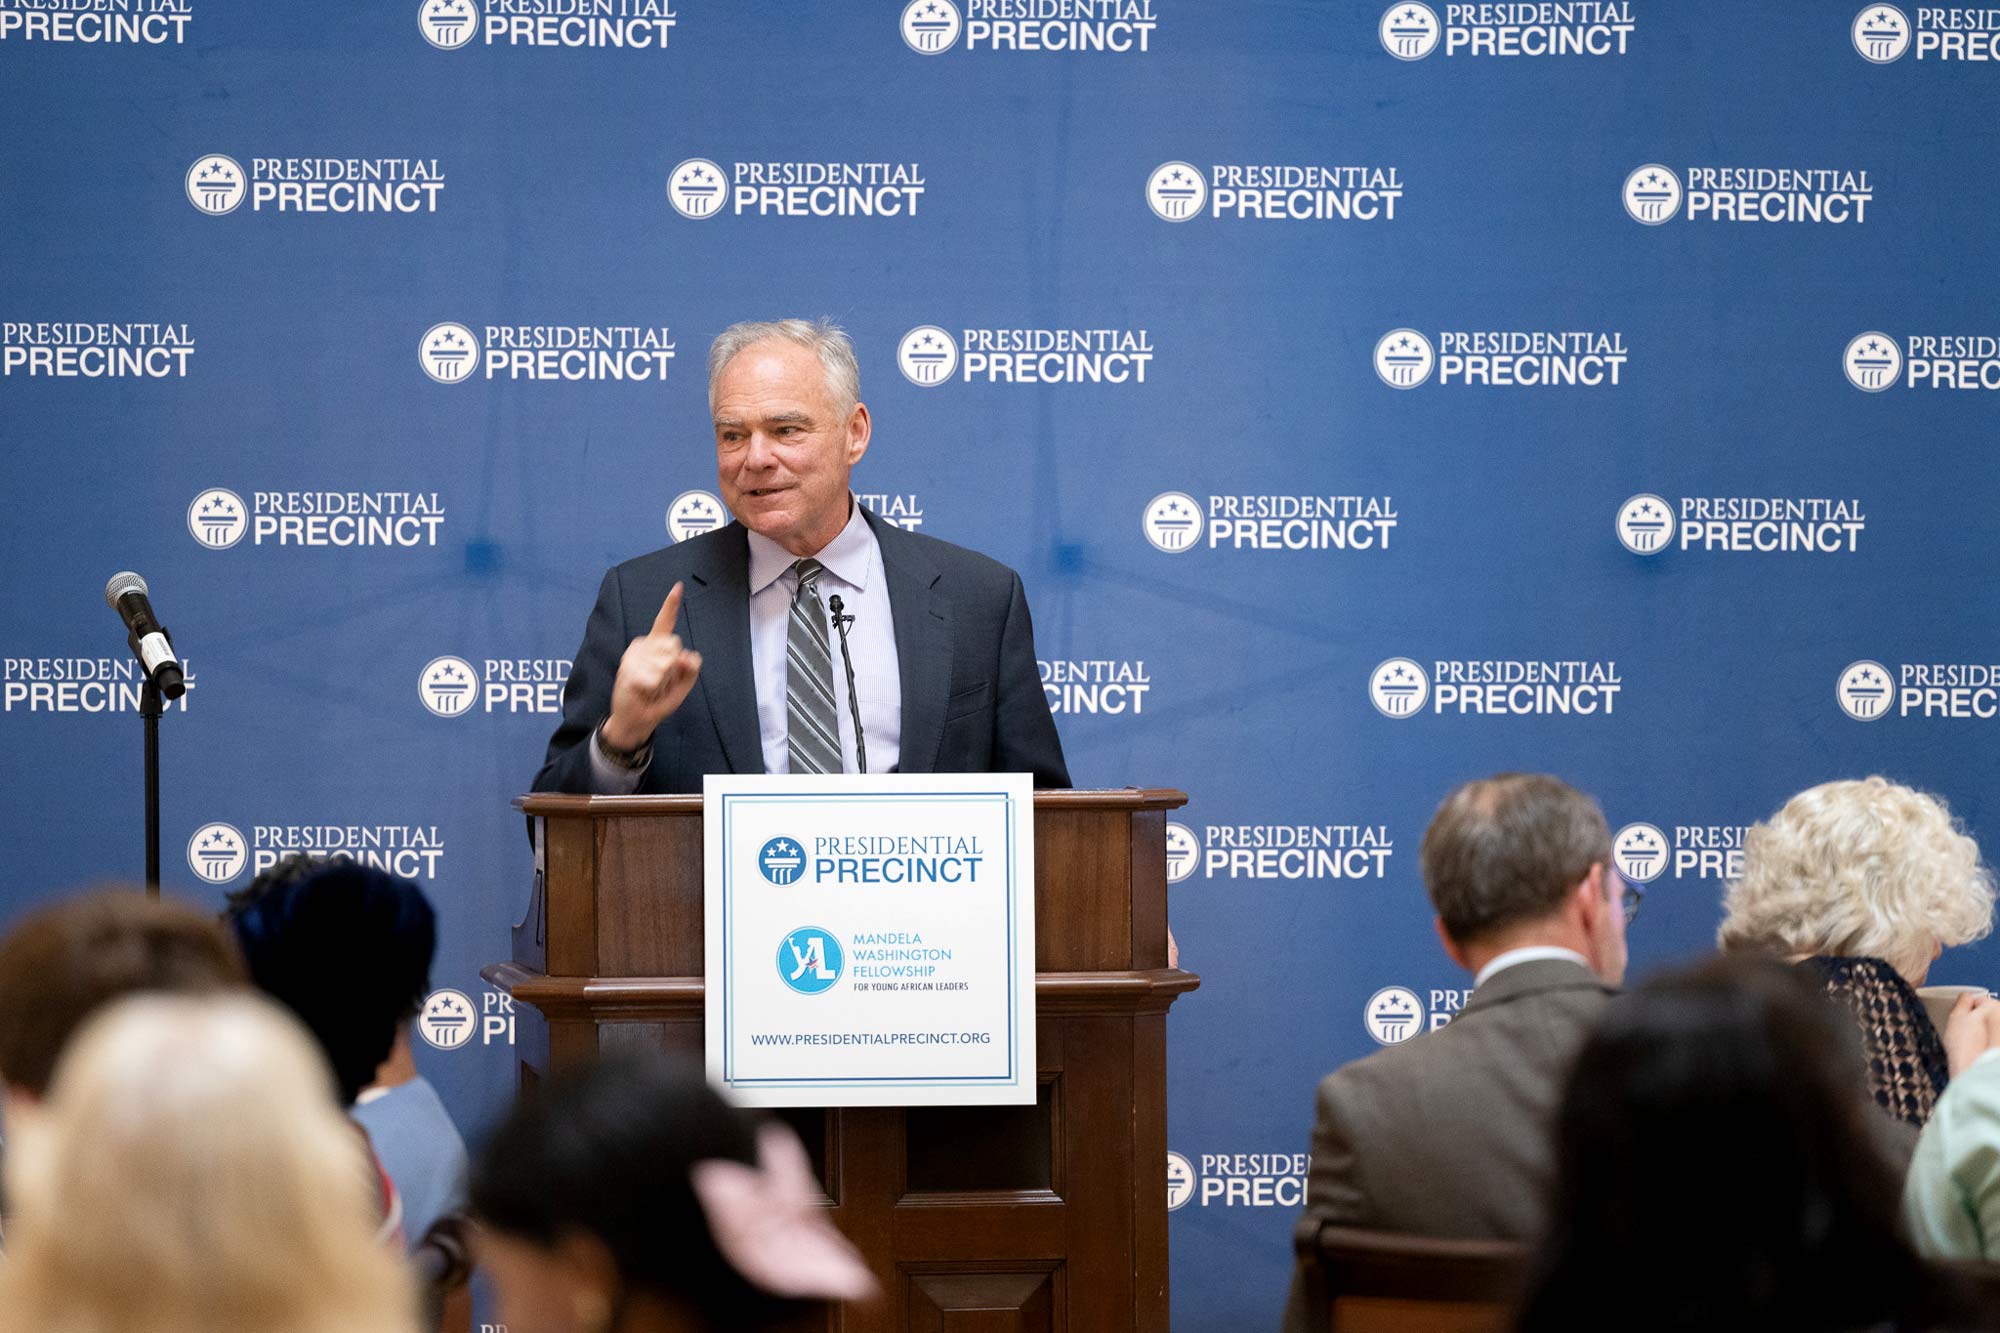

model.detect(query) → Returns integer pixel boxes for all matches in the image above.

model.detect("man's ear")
[844,402,872,466]
[1434,915,1469,972]
[1573,864,1607,929]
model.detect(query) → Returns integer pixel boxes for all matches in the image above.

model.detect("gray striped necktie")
[785,558,843,774]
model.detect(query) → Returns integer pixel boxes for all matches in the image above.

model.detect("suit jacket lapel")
[681,523,764,774]
[868,510,950,774]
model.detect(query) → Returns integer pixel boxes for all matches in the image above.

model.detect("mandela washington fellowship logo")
[1373,329,1435,388]
[1146,162,1207,222]
[1365,986,1424,1044]
[667,490,725,542]
[667,158,728,218]
[1165,822,1199,883]
[759,835,807,885]
[1853,6,1910,62]
[185,155,246,215]
[1844,332,1902,391]
[1143,492,1204,553]
[1369,658,1430,718]
[1380,4,1440,59]
[897,326,959,386]
[419,656,479,717]
[187,822,247,883]
[1613,823,1669,884]
[778,927,843,995]
[418,989,476,1049]
[1623,164,1683,224]
[1838,660,1895,720]
[420,322,480,383]
[1616,494,1675,554]
[420,0,479,49]
[901,0,962,53]
[187,488,248,549]
[1166,1152,1196,1210]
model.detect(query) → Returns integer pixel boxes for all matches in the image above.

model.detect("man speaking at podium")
[534,318,1070,795]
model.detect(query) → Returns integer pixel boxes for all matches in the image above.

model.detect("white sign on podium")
[703,772,1036,1107]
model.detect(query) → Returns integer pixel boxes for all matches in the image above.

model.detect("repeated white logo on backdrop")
[421,323,481,383]
[420,657,480,717]
[1374,329,1435,387]
[1614,821,1749,882]
[1853,6,1912,61]
[1166,1150,1308,1208]
[667,158,729,218]
[1615,493,1865,555]
[420,0,478,48]
[419,321,673,382]
[1373,658,1622,716]
[903,0,1156,55]
[1835,660,2000,721]
[418,987,518,1050]
[1622,164,1682,223]
[420,657,567,716]
[1612,823,1670,884]
[4,657,196,714]
[1149,160,1401,222]
[185,155,246,215]
[1625,164,1870,225]
[1364,986,1425,1044]
[1379,4,1440,58]
[188,488,249,549]
[1165,823,1199,884]
[1382,1,1634,57]
[1146,161,1208,221]
[1142,492,1205,552]
[668,490,726,542]
[1615,494,1675,554]
[1845,332,1903,390]
[187,823,247,883]
[187,488,445,549]
[1838,660,1896,720]
[1,322,194,379]
[897,327,959,385]
[1851,4,2000,61]
[1166,1151,1196,1210]
[901,0,962,53]
[1,0,193,43]
[1170,823,1393,883]
[1369,658,1430,718]
[422,0,676,51]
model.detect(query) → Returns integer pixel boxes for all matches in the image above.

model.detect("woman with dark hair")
[471,1054,874,1333]
[1516,956,1979,1333]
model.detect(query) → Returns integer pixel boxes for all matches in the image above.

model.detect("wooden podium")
[484,788,1200,1332]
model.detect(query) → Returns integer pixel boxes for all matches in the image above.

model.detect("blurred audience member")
[0,993,420,1333]
[1282,774,1626,1332]
[1719,777,1996,1126]
[357,1013,471,1253]
[1516,957,1973,1333]
[1906,992,2000,1259]
[471,1054,875,1333]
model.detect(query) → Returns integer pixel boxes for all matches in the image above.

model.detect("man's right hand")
[602,582,703,751]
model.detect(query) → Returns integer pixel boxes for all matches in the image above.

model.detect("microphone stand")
[827,596,868,774]
[140,673,163,896]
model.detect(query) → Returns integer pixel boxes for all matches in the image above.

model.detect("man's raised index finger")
[651,582,684,637]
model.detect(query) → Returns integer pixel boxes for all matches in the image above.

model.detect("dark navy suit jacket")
[534,510,1071,793]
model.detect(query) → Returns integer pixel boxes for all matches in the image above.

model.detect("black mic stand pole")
[141,674,163,896]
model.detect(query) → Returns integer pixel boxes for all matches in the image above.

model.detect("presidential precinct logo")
[420,323,480,383]
[418,989,477,1049]
[420,0,479,48]
[667,490,725,542]
[759,836,807,885]
[187,488,248,549]
[1142,492,1204,553]
[901,0,961,53]
[1146,162,1207,221]
[419,656,479,717]
[1853,6,1910,61]
[185,155,246,215]
[667,158,727,218]
[1379,4,1440,58]
[897,326,959,386]
[1369,658,1430,718]
[1844,332,1902,391]
[1615,494,1675,554]
[1165,822,1199,884]
[1612,822,1669,884]
[1166,1151,1196,1211]
[187,822,247,883]
[778,928,844,995]
[1365,986,1425,1044]
[1373,329,1435,388]
[1623,164,1682,223]
[1838,660,1895,720]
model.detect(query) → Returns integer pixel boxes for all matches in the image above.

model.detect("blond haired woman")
[0,993,420,1333]
[1719,776,1996,1126]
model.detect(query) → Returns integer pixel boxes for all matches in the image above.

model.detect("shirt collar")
[746,495,876,595]
[1473,945,1591,990]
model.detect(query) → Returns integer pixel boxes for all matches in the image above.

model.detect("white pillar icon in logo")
[1379,4,1440,60]
[187,488,248,549]
[900,0,962,54]
[1843,332,1902,392]
[1166,1152,1196,1211]
[185,156,246,216]
[1146,162,1207,222]
[897,326,959,386]
[186,823,247,883]
[1616,494,1676,555]
[420,323,480,384]
[667,490,726,543]
[668,159,729,219]
[1852,6,1910,62]
[1165,823,1200,884]
[1622,165,1682,225]
[419,0,479,49]
[420,656,481,717]
[1837,660,1895,721]
[1369,658,1430,718]
[1142,492,1204,553]
[1373,329,1435,388]
[1365,986,1425,1044]
[1612,823,1669,884]
[418,989,477,1049]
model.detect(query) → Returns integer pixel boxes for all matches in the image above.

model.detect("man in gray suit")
[1281,773,1628,1330]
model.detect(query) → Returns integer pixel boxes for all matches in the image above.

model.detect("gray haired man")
[535,318,1070,793]
[1280,773,1628,1331]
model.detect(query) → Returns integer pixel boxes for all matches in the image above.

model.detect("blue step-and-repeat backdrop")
[5,3,2000,1327]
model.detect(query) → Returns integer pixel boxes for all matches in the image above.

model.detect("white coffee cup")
[1917,984,1994,1032]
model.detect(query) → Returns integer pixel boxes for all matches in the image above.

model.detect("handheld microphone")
[104,572,186,699]
[826,594,868,775]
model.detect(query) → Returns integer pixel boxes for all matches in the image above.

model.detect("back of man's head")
[225,857,437,1107]
[1421,773,1613,947]
[0,889,246,1097]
